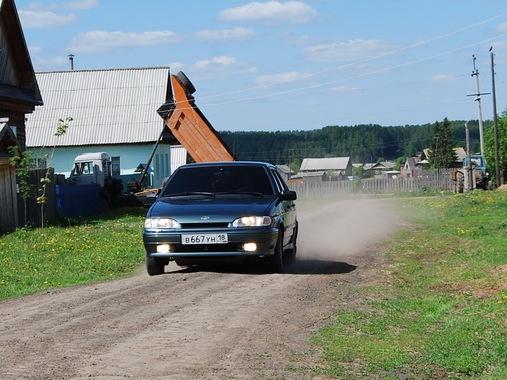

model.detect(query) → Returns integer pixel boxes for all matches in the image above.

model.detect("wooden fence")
[15,168,56,228]
[289,169,453,198]
[0,160,18,233]
[3,168,453,231]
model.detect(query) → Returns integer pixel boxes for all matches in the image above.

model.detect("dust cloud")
[296,197,401,262]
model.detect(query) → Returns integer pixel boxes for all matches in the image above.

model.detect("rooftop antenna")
[68,54,74,70]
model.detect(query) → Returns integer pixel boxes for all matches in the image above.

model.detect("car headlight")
[232,216,271,227]
[144,218,180,229]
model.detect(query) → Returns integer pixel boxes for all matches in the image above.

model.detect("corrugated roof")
[25,67,171,147]
[300,157,351,171]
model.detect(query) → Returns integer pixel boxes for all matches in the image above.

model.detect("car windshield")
[161,165,275,197]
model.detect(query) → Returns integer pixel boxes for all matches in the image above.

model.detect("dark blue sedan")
[142,161,298,275]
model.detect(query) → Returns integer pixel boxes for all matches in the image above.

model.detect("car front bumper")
[143,227,279,259]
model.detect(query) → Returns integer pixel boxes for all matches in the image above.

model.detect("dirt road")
[0,198,401,380]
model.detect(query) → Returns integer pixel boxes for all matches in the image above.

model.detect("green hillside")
[220,120,484,167]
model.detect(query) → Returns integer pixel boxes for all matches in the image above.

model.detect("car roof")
[177,161,276,169]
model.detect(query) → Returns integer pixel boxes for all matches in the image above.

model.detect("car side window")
[270,169,287,194]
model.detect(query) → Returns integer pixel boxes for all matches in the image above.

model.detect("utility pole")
[468,55,490,155]
[490,47,502,186]
[465,121,473,191]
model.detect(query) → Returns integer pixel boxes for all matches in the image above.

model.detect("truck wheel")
[268,231,284,273]
[176,71,196,94]
[146,256,165,276]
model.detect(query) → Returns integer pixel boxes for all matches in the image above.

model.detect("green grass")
[311,190,507,379]
[0,207,147,299]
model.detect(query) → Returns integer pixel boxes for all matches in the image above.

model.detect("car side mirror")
[279,190,297,201]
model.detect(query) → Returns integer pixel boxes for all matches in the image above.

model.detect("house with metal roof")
[25,67,187,189]
[296,157,352,181]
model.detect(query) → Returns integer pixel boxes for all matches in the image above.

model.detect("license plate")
[181,233,228,245]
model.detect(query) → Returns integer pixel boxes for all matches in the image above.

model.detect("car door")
[270,168,297,244]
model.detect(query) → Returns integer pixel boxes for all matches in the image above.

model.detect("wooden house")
[0,0,43,233]
[296,157,352,181]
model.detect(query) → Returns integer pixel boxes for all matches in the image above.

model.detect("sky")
[14,0,507,132]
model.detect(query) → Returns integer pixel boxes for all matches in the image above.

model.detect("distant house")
[404,147,465,174]
[276,164,294,181]
[296,157,352,181]
[362,161,397,177]
[401,156,423,177]
[0,0,43,233]
[25,67,187,189]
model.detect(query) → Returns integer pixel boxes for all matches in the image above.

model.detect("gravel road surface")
[0,197,401,380]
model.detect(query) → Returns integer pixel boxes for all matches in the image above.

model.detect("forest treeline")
[220,120,484,168]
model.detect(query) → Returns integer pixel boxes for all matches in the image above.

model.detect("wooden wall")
[0,158,18,233]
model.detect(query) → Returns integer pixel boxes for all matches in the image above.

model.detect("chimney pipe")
[68,54,74,70]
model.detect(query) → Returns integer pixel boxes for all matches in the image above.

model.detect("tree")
[38,117,72,227]
[484,108,507,185]
[7,146,34,226]
[429,118,456,168]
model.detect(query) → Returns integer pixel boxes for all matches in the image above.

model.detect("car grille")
[180,222,229,229]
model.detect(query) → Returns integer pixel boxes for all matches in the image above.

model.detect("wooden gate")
[0,159,18,233]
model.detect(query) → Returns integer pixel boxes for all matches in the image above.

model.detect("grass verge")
[0,207,147,300]
[310,190,507,379]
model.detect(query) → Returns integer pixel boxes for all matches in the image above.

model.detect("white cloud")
[195,56,238,68]
[29,48,70,70]
[497,22,507,32]
[169,62,186,72]
[19,10,76,28]
[490,43,507,65]
[195,27,256,41]
[190,56,257,80]
[69,30,181,53]
[18,0,98,28]
[255,71,311,85]
[61,0,99,10]
[219,1,317,24]
[431,74,456,82]
[303,39,397,62]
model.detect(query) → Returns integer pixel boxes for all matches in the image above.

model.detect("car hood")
[146,195,279,223]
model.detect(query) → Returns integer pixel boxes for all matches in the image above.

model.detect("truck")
[450,153,491,193]
[156,71,236,162]
[69,152,126,210]
[67,71,236,211]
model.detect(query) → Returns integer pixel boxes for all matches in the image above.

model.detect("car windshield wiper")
[161,191,216,198]
[216,191,264,197]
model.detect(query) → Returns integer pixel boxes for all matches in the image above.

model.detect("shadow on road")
[164,259,357,276]
[287,259,357,275]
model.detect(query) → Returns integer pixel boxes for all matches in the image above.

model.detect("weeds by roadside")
[311,190,507,379]
[0,207,146,300]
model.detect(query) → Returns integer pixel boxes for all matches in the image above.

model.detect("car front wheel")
[286,224,298,266]
[146,256,165,276]
[268,231,284,273]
